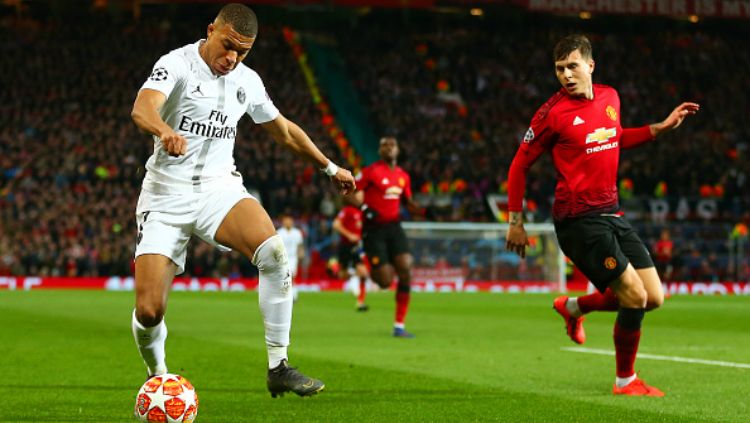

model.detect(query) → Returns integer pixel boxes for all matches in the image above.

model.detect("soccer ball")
[134,373,199,422]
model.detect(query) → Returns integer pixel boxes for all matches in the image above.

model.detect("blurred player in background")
[277,213,304,301]
[332,199,370,311]
[506,34,698,396]
[354,136,425,338]
[130,3,354,398]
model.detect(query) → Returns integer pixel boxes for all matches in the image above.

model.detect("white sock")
[394,322,405,330]
[131,310,168,376]
[566,297,583,318]
[348,275,360,296]
[253,235,292,369]
[616,374,637,388]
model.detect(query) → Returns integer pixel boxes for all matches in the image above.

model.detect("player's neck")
[197,40,215,76]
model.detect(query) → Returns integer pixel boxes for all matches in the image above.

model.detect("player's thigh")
[387,223,411,265]
[210,196,276,260]
[636,267,664,309]
[134,254,178,324]
[556,217,629,293]
[370,264,394,288]
[615,219,663,308]
[609,264,648,308]
[363,225,389,270]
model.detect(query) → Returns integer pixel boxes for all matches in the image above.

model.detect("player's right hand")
[159,130,187,157]
[332,168,356,195]
[506,224,529,258]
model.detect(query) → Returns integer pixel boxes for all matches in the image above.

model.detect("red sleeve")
[404,172,412,200]
[507,113,555,212]
[620,125,654,149]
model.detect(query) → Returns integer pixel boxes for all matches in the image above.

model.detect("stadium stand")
[1,5,748,281]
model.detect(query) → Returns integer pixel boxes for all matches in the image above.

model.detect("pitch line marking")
[562,347,750,369]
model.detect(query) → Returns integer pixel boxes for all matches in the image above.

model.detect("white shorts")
[134,187,255,275]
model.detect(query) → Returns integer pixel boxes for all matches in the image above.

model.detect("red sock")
[395,291,410,325]
[578,289,619,314]
[613,321,641,378]
[357,278,367,304]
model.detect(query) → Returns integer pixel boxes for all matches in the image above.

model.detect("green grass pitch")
[1,290,748,422]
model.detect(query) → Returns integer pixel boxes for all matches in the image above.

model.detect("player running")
[505,34,699,396]
[332,200,370,311]
[130,3,354,398]
[354,136,424,338]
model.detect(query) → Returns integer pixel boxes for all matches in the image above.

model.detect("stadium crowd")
[1,6,747,281]
[0,11,343,277]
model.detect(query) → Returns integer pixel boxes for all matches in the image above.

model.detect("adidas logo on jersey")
[573,116,585,126]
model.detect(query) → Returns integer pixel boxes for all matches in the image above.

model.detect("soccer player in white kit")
[277,214,304,279]
[277,214,304,302]
[129,3,355,398]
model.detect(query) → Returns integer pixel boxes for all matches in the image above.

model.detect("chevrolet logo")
[585,127,617,144]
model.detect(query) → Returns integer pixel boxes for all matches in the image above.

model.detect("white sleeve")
[140,53,186,98]
[245,72,280,124]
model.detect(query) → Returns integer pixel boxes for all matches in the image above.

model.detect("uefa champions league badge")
[149,67,169,82]
[523,127,535,143]
[237,87,246,104]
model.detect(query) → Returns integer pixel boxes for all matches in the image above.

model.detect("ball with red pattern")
[134,374,199,422]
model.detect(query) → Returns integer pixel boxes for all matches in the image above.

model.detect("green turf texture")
[0,291,748,422]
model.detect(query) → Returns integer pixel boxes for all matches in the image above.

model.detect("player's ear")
[589,60,595,74]
[207,23,215,38]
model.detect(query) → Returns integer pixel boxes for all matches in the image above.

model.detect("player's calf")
[254,235,293,369]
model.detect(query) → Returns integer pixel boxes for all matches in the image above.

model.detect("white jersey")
[277,227,304,263]
[139,41,279,194]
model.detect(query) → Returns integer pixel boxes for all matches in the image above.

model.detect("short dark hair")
[553,34,592,62]
[216,3,258,37]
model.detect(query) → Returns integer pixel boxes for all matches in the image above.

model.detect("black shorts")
[362,221,410,268]
[338,242,363,270]
[554,215,654,293]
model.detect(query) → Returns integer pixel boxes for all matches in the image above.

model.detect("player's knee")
[252,235,288,274]
[395,268,411,284]
[136,306,165,328]
[614,274,648,308]
[646,293,664,310]
[620,285,647,308]
[371,268,391,289]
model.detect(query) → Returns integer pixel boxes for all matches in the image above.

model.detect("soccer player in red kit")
[332,200,370,311]
[354,137,422,338]
[506,35,699,396]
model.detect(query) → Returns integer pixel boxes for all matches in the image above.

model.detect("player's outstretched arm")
[649,102,700,137]
[131,89,187,157]
[261,115,356,195]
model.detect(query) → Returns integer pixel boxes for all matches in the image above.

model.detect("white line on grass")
[562,347,750,369]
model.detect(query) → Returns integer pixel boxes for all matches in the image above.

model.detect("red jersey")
[508,84,653,220]
[356,160,412,224]
[336,205,363,245]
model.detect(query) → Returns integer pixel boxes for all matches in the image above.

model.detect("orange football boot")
[553,296,586,344]
[612,377,665,397]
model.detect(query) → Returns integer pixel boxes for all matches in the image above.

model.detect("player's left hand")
[331,168,356,195]
[657,102,700,135]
